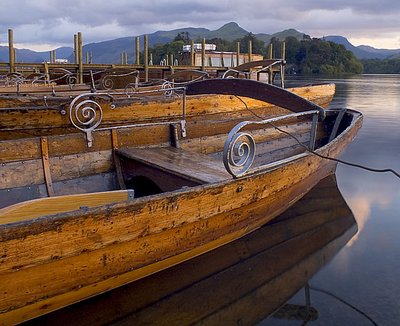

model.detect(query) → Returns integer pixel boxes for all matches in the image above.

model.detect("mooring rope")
[309,285,379,326]
[235,95,400,180]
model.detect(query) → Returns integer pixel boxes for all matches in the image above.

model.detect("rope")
[309,286,379,326]
[234,95,400,180]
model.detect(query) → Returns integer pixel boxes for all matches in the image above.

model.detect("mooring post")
[144,34,149,82]
[8,29,15,73]
[44,62,49,84]
[280,41,286,87]
[248,40,252,63]
[236,41,240,67]
[190,40,195,66]
[74,34,78,64]
[49,51,53,63]
[267,43,273,84]
[78,32,83,84]
[135,36,140,65]
[201,38,206,71]
[53,50,56,63]
[268,43,273,59]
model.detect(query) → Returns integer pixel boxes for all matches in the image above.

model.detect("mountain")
[3,22,398,64]
[0,46,73,63]
[256,28,306,44]
[75,23,307,64]
[324,35,400,59]
[206,22,248,41]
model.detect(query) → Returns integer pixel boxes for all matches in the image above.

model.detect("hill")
[324,35,400,59]
[256,28,306,44]
[0,46,73,63]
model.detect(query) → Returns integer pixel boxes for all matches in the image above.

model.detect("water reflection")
[25,176,356,325]
[282,74,400,325]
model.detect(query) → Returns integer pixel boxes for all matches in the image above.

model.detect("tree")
[174,32,190,42]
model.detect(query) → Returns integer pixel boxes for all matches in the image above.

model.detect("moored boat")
[0,79,361,324]
[0,82,335,140]
[25,176,357,325]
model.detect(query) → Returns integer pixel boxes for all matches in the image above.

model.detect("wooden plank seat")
[116,147,232,184]
[0,189,135,225]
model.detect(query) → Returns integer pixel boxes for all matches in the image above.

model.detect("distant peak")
[216,22,246,32]
[221,22,239,28]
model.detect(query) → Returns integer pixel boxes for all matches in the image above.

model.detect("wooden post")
[170,54,174,66]
[49,51,53,63]
[144,34,149,82]
[53,50,56,62]
[268,43,273,59]
[190,40,195,66]
[120,52,123,64]
[44,62,49,84]
[201,38,206,71]
[90,51,93,64]
[74,34,79,64]
[281,41,286,60]
[86,52,89,64]
[248,40,252,62]
[77,32,83,84]
[149,53,153,65]
[8,29,15,73]
[280,41,286,88]
[135,36,140,65]
[236,41,240,66]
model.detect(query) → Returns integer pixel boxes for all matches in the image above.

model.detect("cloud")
[0,0,399,49]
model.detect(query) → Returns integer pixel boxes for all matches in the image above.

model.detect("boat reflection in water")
[26,175,357,325]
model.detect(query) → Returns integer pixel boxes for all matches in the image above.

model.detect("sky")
[0,0,399,51]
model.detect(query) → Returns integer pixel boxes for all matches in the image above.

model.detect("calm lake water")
[261,74,400,326]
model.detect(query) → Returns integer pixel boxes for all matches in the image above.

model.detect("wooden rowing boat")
[26,175,356,324]
[25,176,357,325]
[0,82,335,140]
[0,79,361,324]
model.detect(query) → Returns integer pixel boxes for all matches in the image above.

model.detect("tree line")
[361,58,400,74]
[148,32,363,74]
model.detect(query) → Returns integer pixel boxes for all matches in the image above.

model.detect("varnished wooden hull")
[0,108,361,324]
[26,176,357,325]
[0,83,335,140]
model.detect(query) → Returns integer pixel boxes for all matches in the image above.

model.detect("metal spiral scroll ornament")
[69,94,104,147]
[161,81,174,97]
[102,76,114,90]
[223,127,256,177]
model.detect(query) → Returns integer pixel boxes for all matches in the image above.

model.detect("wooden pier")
[0,30,286,86]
